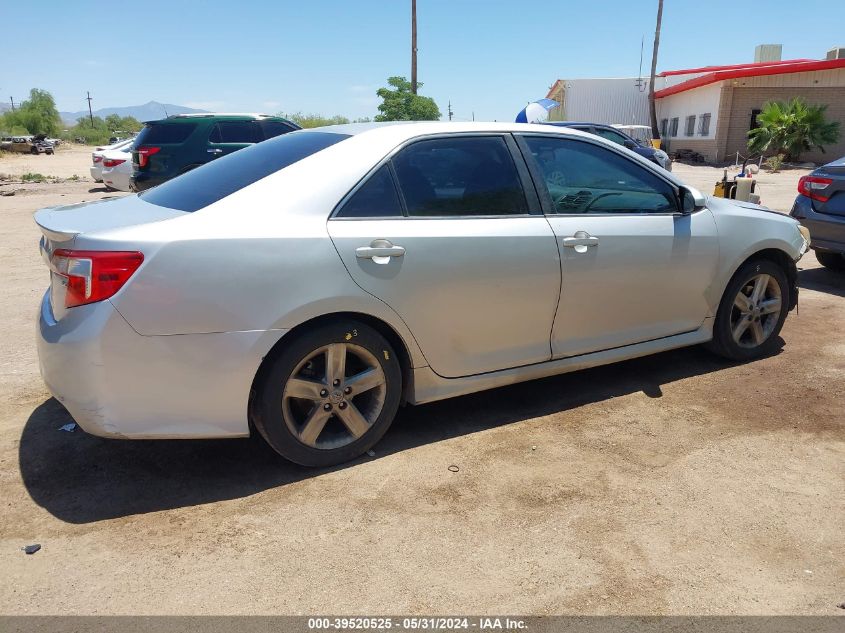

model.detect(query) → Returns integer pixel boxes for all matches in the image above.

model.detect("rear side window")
[336,165,403,218]
[135,123,196,145]
[392,136,528,217]
[140,131,349,212]
[261,120,297,139]
[208,121,262,144]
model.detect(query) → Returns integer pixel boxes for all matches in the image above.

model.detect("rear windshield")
[135,123,197,145]
[139,130,350,212]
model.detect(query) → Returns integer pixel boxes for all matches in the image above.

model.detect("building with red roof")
[547,46,845,163]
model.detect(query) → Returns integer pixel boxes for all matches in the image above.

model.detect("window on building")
[750,109,762,130]
[698,113,711,136]
[685,115,696,136]
[669,118,679,137]
[660,119,668,138]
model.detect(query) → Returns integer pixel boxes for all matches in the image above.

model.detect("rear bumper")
[37,291,284,439]
[790,195,845,253]
[89,166,102,182]
[129,171,164,192]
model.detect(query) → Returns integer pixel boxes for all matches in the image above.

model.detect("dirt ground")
[0,151,843,616]
[0,144,98,180]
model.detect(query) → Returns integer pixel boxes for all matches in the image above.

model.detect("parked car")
[35,122,808,466]
[790,156,845,270]
[90,138,134,183]
[544,121,672,171]
[7,134,54,155]
[129,113,300,191]
[101,144,134,192]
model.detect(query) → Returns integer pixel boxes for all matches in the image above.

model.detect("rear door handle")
[207,148,223,154]
[356,239,405,263]
[562,231,599,248]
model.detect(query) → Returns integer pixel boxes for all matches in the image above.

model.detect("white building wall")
[561,78,650,125]
[655,82,722,140]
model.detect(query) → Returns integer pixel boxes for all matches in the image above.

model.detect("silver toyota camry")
[36,122,810,466]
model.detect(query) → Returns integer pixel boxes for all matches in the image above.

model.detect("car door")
[206,120,262,160]
[327,134,561,378]
[516,134,718,358]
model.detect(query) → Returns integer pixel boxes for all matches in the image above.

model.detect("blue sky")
[4,0,844,121]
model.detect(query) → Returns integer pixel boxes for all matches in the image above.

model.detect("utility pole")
[411,0,417,94]
[648,0,664,141]
[448,100,453,121]
[86,91,94,127]
[9,96,15,112]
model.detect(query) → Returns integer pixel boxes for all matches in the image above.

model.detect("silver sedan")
[35,122,809,466]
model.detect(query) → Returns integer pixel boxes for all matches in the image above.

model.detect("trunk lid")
[809,162,845,217]
[35,195,187,320]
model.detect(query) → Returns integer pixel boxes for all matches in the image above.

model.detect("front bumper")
[37,291,281,439]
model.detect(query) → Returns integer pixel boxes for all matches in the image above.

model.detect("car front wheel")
[253,320,402,466]
[707,259,790,361]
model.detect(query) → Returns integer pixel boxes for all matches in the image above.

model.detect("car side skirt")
[409,318,714,405]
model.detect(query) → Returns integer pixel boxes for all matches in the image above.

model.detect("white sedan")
[35,122,809,466]
[101,145,134,192]
[89,138,134,183]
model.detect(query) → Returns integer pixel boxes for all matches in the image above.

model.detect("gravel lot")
[0,148,843,615]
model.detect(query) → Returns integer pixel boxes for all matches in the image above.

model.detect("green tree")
[375,76,440,122]
[5,88,62,136]
[105,113,122,130]
[748,97,841,161]
[281,112,351,128]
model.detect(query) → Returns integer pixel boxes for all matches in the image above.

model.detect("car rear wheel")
[706,259,790,361]
[815,250,845,271]
[253,320,402,466]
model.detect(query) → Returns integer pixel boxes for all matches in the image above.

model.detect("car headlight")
[654,149,670,168]
[798,224,811,249]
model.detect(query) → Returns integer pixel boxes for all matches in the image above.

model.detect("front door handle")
[356,239,405,263]
[207,148,223,154]
[562,231,599,248]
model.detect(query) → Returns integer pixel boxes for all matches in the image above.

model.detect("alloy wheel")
[730,273,782,348]
[281,343,386,450]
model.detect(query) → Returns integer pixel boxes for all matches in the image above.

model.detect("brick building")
[546,48,845,164]
[655,57,845,163]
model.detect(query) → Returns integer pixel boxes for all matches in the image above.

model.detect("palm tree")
[748,97,841,161]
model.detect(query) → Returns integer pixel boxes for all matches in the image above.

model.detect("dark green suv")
[130,113,300,191]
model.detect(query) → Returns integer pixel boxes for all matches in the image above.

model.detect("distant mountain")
[59,101,208,125]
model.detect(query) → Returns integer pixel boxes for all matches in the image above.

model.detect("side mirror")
[679,186,705,214]
[623,140,637,149]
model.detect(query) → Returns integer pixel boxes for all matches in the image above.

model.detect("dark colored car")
[130,113,300,191]
[543,121,672,171]
[790,156,845,270]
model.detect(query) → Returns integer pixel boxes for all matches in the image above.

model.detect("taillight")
[798,175,833,202]
[51,250,144,308]
[102,158,126,168]
[92,155,103,164]
[136,145,161,167]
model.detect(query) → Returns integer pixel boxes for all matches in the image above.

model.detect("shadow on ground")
[799,266,845,298]
[20,344,750,524]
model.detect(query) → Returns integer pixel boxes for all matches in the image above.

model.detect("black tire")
[815,249,845,271]
[706,258,790,361]
[30,147,38,155]
[253,320,402,467]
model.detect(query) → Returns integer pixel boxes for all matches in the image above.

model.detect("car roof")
[143,113,290,124]
[316,120,601,139]
[544,121,617,129]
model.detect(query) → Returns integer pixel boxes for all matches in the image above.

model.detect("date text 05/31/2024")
[307,617,528,630]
